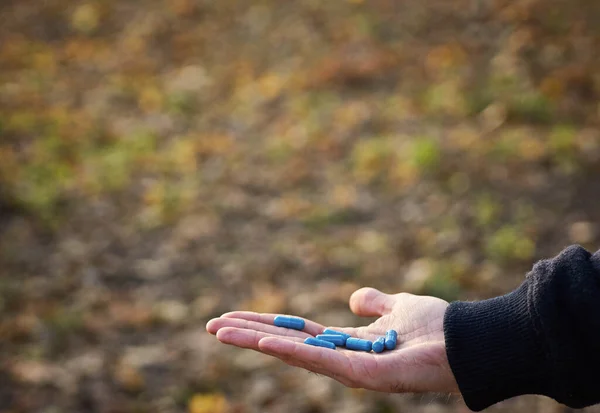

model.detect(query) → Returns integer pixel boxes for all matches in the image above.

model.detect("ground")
[1,0,600,412]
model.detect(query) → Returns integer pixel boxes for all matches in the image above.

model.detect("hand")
[206,287,459,394]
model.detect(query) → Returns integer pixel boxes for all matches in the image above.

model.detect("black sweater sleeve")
[443,245,600,411]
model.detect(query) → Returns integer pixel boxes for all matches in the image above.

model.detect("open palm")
[206,287,458,394]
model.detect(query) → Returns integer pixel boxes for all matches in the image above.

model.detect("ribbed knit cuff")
[444,281,550,411]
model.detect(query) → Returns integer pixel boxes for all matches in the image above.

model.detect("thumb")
[349,287,395,317]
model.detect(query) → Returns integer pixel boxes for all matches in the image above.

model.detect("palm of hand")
[206,288,458,394]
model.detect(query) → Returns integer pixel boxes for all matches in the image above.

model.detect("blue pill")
[372,337,385,353]
[322,328,351,340]
[274,316,305,330]
[385,330,398,350]
[316,334,347,346]
[304,337,336,350]
[345,338,372,352]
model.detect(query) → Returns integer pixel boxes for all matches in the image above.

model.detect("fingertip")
[349,287,378,304]
[257,336,276,348]
[349,287,382,316]
[205,318,220,334]
[215,326,233,341]
[350,287,397,317]
[258,336,293,354]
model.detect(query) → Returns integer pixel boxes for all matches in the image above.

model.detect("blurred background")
[0,0,599,412]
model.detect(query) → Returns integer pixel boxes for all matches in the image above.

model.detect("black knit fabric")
[444,245,600,411]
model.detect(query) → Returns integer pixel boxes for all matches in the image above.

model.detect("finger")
[258,337,354,381]
[216,327,305,350]
[218,329,354,387]
[220,311,325,336]
[271,353,356,388]
[206,317,312,339]
[349,287,395,317]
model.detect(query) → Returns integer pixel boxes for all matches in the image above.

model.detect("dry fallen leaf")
[11,360,60,385]
[114,362,145,393]
[189,393,229,413]
[71,3,101,34]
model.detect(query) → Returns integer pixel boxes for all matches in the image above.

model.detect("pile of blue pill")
[273,316,397,353]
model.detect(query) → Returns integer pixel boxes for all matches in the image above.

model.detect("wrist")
[439,340,460,394]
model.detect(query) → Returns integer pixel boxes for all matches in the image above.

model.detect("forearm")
[444,245,600,411]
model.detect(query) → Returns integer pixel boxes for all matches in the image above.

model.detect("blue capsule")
[345,338,372,352]
[372,337,385,353]
[274,316,305,330]
[384,330,398,350]
[304,337,336,350]
[316,334,347,346]
[322,328,351,340]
